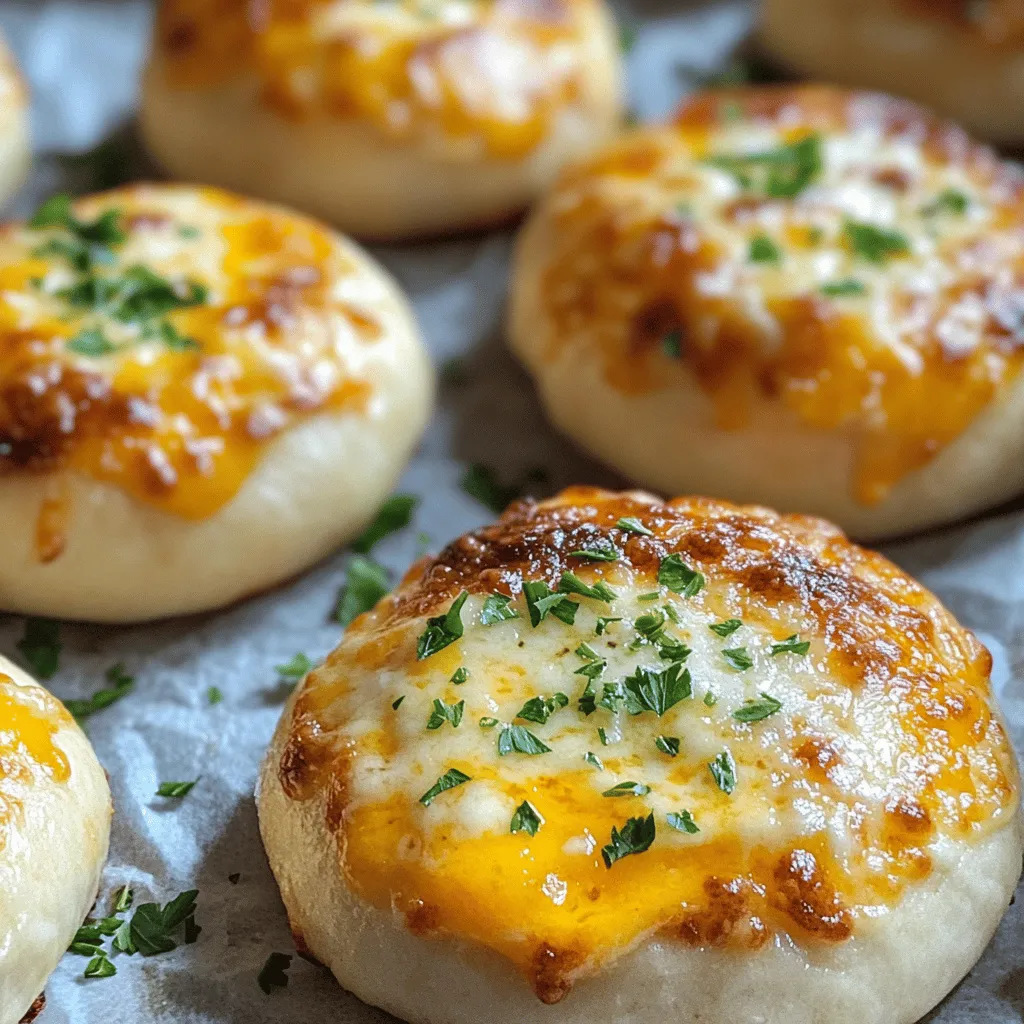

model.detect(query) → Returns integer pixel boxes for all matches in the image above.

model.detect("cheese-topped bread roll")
[0,32,29,209]
[258,487,1022,1024]
[510,85,1024,540]
[761,0,1024,147]
[0,655,112,1024]
[0,185,433,623]
[140,0,623,241]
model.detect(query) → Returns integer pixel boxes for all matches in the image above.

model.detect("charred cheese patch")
[276,487,1019,1003]
[0,673,72,852]
[154,0,597,159]
[0,184,383,531]
[531,85,1024,505]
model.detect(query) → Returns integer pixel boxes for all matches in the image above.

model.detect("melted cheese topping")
[0,673,71,853]
[155,0,594,158]
[532,85,1024,505]
[277,488,1018,1002]
[0,184,381,545]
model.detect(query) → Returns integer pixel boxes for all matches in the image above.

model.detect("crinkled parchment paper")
[1,2,1022,1021]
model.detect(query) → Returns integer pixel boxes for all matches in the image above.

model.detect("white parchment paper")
[1,2,1023,1021]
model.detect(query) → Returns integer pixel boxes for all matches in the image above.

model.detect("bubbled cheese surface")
[0,184,392,533]
[153,0,601,159]
[273,487,1019,1003]
[522,85,1024,505]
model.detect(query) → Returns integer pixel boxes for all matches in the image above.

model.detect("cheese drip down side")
[533,86,1024,505]
[276,490,1019,1003]
[154,0,594,159]
[0,185,381,527]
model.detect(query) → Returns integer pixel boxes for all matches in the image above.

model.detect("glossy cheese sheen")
[534,85,1024,505]
[277,488,1018,1003]
[0,184,379,526]
[155,0,592,158]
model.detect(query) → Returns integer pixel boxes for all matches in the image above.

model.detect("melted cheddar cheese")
[531,85,1024,505]
[0,184,381,546]
[0,673,71,853]
[277,488,1019,1003]
[155,0,596,158]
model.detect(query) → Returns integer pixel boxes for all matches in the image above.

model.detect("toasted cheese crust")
[262,488,1020,1012]
[512,86,1024,514]
[154,0,604,159]
[0,657,112,1024]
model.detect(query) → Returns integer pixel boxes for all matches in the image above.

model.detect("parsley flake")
[601,813,656,868]
[64,663,134,720]
[922,188,969,217]
[335,556,389,626]
[392,696,405,710]
[661,328,683,359]
[770,634,810,656]
[258,952,292,995]
[821,278,866,297]
[510,800,543,836]
[655,735,680,756]
[658,554,704,597]
[598,727,613,746]
[84,954,116,979]
[558,571,617,603]
[114,889,199,957]
[584,751,604,770]
[67,327,116,356]
[427,698,465,730]
[419,768,471,806]
[666,810,700,834]
[709,750,737,794]
[498,724,551,756]
[416,591,469,659]
[516,692,569,725]
[603,781,650,797]
[733,692,782,723]
[622,662,692,715]
[709,618,742,637]
[207,687,223,706]
[480,592,519,624]
[351,494,418,553]
[616,517,653,536]
[276,653,312,679]
[596,616,622,635]
[844,220,910,264]
[706,134,822,198]
[450,667,469,685]
[478,716,500,729]
[721,647,753,671]
[16,617,61,679]
[569,538,620,562]
[749,234,782,264]
[156,780,198,799]
[523,580,578,627]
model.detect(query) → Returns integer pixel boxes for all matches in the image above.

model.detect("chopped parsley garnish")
[749,234,782,264]
[662,603,682,624]
[427,698,465,730]
[450,667,469,685]
[575,657,606,682]
[733,692,783,722]
[709,618,742,637]
[569,539,620,562]
[576,642,600,661]
[479,717,499,729]
[516,692,568,724]
[461,463,518,514]
[709,750,737,794]
[821,278,866,297]
[31,193,126,270]
[622,662,692,715]
[156,780,198,799]
[598,727,613,746]
[276,653,312,679]
[655,735,680,756]
[64,663,135,720]
[392,696,405,710]
[207,686,223,706]
[703,690,717,707]
[666,810,700,834]
[922,188,969,216]
[603,781,650,797]
[419,768,471,806]
[67,327,116,356]
[770,634,810,656]
[661,328,683,359]
[114,889,199,956]
[601,813,656,868]
[557,571,617,603]
[335,556,389,626]
[633,610,691,663]
[258,952,293,995]
[705,134,822,199]
[480,592,518,624]
[637,592,660,602]
[523,580,578,627]
[510,800,543,836]
[416,590,469,659]
[616,517,653,536]
[658,554,704,597]
[721,646,753,671]
[114,886,133,913]
[84,954,117,978]
[498,724,551,756]
[844,220,910,264]
[351,494,418,553]
[16,617,61,679]
[584,751,604,770]
[578,677,598,716]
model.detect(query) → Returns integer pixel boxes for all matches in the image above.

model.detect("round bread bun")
[258,486,1023,1024]
[0,32,30,209]
[0,654,112,1024]
[760,0,1024,147]
[509,85,1024,540]
[139,0,624,241]
[0,184,433,623]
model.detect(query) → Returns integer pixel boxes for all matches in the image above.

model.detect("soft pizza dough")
[760,0,1024,147]
[509,85,1024,540]
[0,655,112,1024]
[0,33,28,210]
[0,184,433,623]
[139,0,624,241]
[258,487,1023,1024]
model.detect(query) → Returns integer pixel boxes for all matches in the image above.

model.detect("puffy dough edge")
[0,32,30,210]
[257,689,1023,1024]
[138,1,623,241]
[0,655,112,1024]
[508,208,1024,541]
[0,245,435,623]
[758,0,1024,146]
